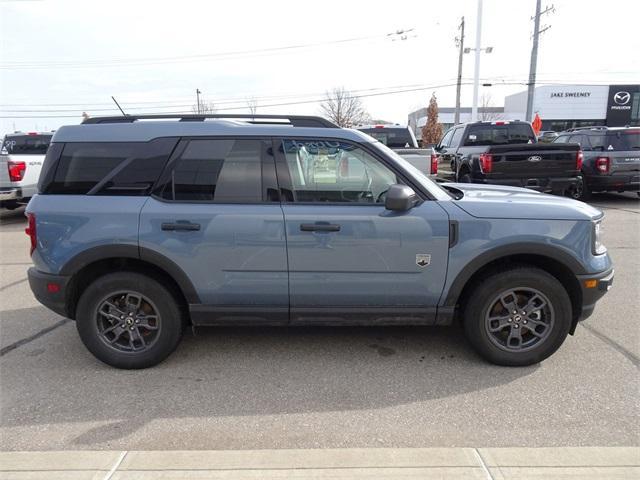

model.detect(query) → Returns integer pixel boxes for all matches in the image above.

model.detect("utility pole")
[471,0,483,122]
[454,17,465,125]
[526,0,554,122]
[196,89,201,114]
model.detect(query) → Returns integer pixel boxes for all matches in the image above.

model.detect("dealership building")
[409,84,640,139]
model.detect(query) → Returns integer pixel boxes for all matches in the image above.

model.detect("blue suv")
[26,114,614,369]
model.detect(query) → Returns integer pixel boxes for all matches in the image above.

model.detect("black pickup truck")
[434,121,582,195]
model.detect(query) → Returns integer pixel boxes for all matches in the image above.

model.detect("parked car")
[537,130,559,143]
[434,121,581,196]
[553,126,640,200]
[27,114,613,369]
[357,124,438,176]
[0,132,52,209]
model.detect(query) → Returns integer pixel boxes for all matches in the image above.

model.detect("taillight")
[25,213,36,255]
[479,153,493,173]
[8,160,26,182]
[576,150,583,170]
[595,156,610,174]
[430,153,438,174]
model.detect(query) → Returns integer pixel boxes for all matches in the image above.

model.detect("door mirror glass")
[385,184,418,211]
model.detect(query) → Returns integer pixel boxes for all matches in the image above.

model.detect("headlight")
[593,220,607,255]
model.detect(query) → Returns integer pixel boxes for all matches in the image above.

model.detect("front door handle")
[300,223,341,232]
[161,221,201,231]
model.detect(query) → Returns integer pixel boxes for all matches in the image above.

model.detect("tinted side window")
[439,129,454,147]
[162,139,264,203]
[281,139,397,203]
[450,128,465,147]
[43,138,177,195]
[554,135,569,143]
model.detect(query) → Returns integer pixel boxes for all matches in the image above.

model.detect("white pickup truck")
[0,132,52,210]
[356,124,438,176]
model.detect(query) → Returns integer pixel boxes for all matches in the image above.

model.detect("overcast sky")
[1,0,638,133]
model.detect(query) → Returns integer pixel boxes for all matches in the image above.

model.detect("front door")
[139,137,288,324]
[275,137,450,324]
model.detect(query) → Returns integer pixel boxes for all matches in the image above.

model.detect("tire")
[459,171,472,183]
[76,272,183,369]
[463,266,572,366]
[569,177,591,201]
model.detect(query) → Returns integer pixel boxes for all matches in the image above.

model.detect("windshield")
[589,131,640,151]
[368,141,451,201]
[359,128,417,148]
[2,134,52,155]
[463,124,536,146]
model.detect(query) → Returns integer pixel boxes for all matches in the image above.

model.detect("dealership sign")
[550,91,592,99]
[606,84,639,126]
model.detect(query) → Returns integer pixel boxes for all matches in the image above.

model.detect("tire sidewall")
[463,268,572,366]
[76,272,183,369]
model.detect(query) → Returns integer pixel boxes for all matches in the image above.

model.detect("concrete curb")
[0,447,638,479]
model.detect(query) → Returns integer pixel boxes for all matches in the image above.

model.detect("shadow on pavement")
[0,306,538,445]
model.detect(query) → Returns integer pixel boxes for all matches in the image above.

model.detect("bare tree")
[421,93,443,144]
[192,101,217,114]
[246,97,258,115]
[319,87,370,127]
[478,93,503,121]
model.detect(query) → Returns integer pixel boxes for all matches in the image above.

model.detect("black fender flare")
[443,242,586,307]
[59,244,200,304]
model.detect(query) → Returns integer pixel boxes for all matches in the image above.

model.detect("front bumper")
[27,267,71,318]
[576,267,614,323]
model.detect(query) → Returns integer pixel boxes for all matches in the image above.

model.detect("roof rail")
[82,114,339,128]
[565,126,608,132]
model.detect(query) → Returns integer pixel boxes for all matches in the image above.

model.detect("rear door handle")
[161,221,201,231]
[300,223,341,232]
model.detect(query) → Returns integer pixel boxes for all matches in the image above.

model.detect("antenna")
[111,96,127,116]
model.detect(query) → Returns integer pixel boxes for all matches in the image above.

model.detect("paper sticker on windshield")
[416,254,431,268]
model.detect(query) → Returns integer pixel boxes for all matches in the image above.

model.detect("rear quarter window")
[41,138,177,195]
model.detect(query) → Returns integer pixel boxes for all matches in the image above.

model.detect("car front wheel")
[463,267,572,366]
[76,272,183,369]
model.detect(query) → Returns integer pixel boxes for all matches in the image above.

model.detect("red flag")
[532,113,542,135]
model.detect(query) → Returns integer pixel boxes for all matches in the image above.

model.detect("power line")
[0,32,403,70]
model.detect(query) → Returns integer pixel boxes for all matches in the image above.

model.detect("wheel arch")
[444,245,585,333]
[60,245,199,320]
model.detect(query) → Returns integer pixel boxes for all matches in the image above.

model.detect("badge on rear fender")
[416,254,431,267]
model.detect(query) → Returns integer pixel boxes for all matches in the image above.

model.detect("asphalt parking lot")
[0,194,638,451]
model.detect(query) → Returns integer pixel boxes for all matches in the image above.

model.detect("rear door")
[139,137,289,324]
[275,137,450,324]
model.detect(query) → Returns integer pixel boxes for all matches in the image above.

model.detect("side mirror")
[385,184,418,211]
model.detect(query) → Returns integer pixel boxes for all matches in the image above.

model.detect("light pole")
[196,89,201,114]
[464,43,493,122]
[471,0,483,122]
[526,1,554,122]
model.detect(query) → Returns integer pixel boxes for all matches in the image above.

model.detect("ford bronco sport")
[26,114,614,369]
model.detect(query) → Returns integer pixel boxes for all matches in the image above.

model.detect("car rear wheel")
[463,267,572,366]
[458,171,472,183]
[76,272,183,369]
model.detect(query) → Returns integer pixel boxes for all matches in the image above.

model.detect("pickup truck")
[434,121,581,196]
[0,132,52,209]
[357,124,438,176]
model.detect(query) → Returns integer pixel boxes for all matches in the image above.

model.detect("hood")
[443,183,603,221]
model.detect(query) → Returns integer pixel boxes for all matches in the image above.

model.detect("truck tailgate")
[0,155,10,185]
[609,150,640,176]
[486,143,579,179]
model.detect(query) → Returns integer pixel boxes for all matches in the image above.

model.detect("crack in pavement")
[582,322,640,368]
[0,319,71,357]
